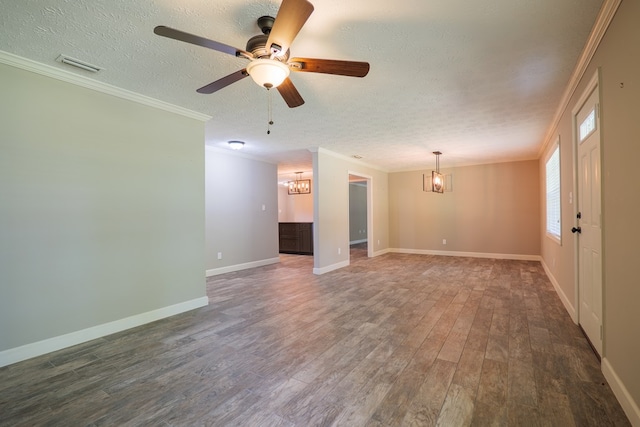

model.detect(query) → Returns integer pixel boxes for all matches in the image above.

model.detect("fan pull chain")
[267,88,274,135]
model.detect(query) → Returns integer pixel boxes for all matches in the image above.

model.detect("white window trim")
[545,137,562,245]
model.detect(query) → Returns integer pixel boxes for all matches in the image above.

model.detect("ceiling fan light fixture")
[246,59,290,89]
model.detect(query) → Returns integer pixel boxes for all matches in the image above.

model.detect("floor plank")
[0,248,630,426]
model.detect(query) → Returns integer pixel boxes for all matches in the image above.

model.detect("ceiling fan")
[154,0,369,108]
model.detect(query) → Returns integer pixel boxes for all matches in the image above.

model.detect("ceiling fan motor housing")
[246,34,290,61]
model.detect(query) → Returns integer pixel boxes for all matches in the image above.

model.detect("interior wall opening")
[277,171,314,257]
[349,173,371,260]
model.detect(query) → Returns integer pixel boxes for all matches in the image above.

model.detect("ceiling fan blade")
[277,77,305,108]
[289,57,370,77]
[266,0,314,57]
[154,26,251,58]
[196,69,249,94]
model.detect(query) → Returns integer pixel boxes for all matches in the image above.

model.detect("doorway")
[573,71,603,356]
[348,172,373,259]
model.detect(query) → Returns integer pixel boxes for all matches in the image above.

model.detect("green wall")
[0,62,206,354]
[205,148,279,274]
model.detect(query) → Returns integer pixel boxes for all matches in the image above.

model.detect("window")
[546,140,561,242]
[579,108,596,142]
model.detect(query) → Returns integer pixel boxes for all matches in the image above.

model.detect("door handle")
[571,226,582,234]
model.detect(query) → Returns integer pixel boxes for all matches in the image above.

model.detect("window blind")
[546,145,561,239]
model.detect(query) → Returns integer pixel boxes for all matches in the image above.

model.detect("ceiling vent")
[55,54,102,73]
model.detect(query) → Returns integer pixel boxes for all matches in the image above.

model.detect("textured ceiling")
[0,0,603,179]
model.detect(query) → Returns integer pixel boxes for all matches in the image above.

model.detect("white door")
[575,84,602,356]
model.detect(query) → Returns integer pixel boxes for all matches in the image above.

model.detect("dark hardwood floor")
[0,246,630,426]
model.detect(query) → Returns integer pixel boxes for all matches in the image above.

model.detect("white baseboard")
[388,248,541,262]
[0,296,209,368]
[311,248,543,277]
[205,257,280,277]
[313,260,350,275]
[372,248,391,257]
[603,357,640,426]
[540,258,577,323]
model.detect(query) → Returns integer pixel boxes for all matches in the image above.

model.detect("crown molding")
[394,155,540,173]
[538,0,622,157]
[313,147,389,173]
[0,50,211,122]
[204,144,278,165]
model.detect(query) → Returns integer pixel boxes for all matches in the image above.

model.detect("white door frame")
[571,68,604,355]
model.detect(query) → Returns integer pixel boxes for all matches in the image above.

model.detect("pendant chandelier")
[288,172,311,195]
[424,151,445,193]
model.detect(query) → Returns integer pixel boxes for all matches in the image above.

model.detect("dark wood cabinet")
[279,222,313,255]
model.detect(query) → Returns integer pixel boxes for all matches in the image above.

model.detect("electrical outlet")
[338,248,341,255]
[217,252,222,260]
[442,239,447,245]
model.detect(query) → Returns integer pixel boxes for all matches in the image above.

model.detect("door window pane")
[580,108,596,142]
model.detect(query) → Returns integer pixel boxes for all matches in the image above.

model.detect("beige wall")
[389,160,540,257]
[313,149,389,273]
[278,184,314,222]
[540,0,640,417]
[0,63,206,355]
